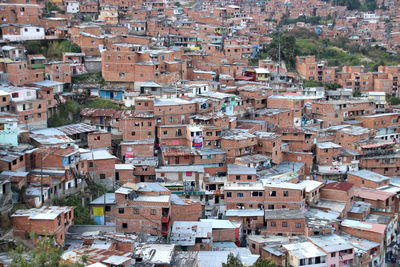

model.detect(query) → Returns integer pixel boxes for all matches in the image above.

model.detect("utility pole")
[278,29,281,75]
[40,152,43,206]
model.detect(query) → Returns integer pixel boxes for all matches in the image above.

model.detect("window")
[105,206,111,212]
[163,131,168,135]
[269,191,276,197]
[270,222,276,227]
[89,162,94,168]
[99,174,106,179]
[131,131,135,136]
[133,208,139,214]
[226,192,232,198]
[252,191,263,197]
[247,175,252,180]
[268,205,274,210]
[237,193,244,198]
[283,191,289,197]
[236,175,240,180]
[282,222,288,227]
[331,252,336,257]
[122,223,127,229]
[295,223,301,228]
[150,209,156,215]
[118,208,124,214]
[252,243,256,249]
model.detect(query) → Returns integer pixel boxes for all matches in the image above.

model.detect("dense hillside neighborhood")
[0,0,399,266]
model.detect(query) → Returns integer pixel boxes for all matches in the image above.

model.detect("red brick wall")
[88,132,112,149]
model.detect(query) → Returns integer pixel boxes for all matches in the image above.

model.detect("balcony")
[161,230,168,236]
[339,252,354,261]
[161,215,170,223]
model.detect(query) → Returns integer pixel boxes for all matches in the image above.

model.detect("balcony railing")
[161,215,170,223]
[161,231,168,236]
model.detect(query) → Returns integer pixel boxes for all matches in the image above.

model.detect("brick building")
[12,206,74,245]
[115,183,171,237]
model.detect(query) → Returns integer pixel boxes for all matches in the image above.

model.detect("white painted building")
[66,1,80,13]
[2,25,45,42]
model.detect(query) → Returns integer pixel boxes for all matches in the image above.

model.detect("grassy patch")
[72,72,105,85]
[85,98,120,109]
[24,40,81,61]
[30,63,45,69]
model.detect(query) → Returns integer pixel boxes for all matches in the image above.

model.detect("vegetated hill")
[257,29,400,70]
[328,0,378,11]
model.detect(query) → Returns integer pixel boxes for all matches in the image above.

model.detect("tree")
[386,94,400,105]
[47,100,81,127]
[265,31,298,70]
[47,40,81,60]
[252,258,278,267]
[24,40,81,60]
[353,89,362,97]
[53,196,95,225]
[325,83,342,90]
[10,237,83,267]
[372,60,385,72]
[222,253,244,267]
[45,2,65,15]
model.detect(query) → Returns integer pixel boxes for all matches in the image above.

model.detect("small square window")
[118,208,124,214]
[122,223,127,228]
